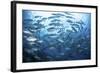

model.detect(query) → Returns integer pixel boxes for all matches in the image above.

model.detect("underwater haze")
[22,10,91,63]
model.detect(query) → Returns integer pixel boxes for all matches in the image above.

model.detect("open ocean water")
[22,10,91,62]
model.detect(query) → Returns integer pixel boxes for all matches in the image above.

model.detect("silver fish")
[27,37,37,42]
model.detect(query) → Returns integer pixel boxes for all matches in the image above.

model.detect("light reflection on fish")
[57,39,64,43]
[27,37,37,42]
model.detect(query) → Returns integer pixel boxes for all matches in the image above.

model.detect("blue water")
[22,10,91,62]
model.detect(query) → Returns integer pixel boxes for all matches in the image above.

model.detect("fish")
[49,23,62,26]
[23,30,32,35]
[27,37,37,42]
[23,36,27,38]
[72,26,78,32]
[57,39,64,43]
[37,40,43,43]
[67,19,73,23]
[72,24,81,31]
[47,27,56,31]
[48,16,59,19]
[52,13,65,17]
[53,15,61,18]
[32,48,39,51]
[65,47,70,50]
[76,20,85,25]
[70,23,78,25]
[34,16,41,18]
[23,19,33,25]
[36,18,47,23]
[24,48,32,54]
[63,12,72,15]
[77,44,81,48]
[41,18,47,21]
[71,23,83,31]
[32,25,39,29]
[46,56,53,59]
[65,16,74,19]
[66,29,73,32]
[49,47,55,50]
[46,34,58,38]
[29,42,36,45]
[36,20,41,23]
[51,19,60,22]
[34,55,41,60]
[29,29,37,32]
[32,23,44,30]
[60,52,65,55]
